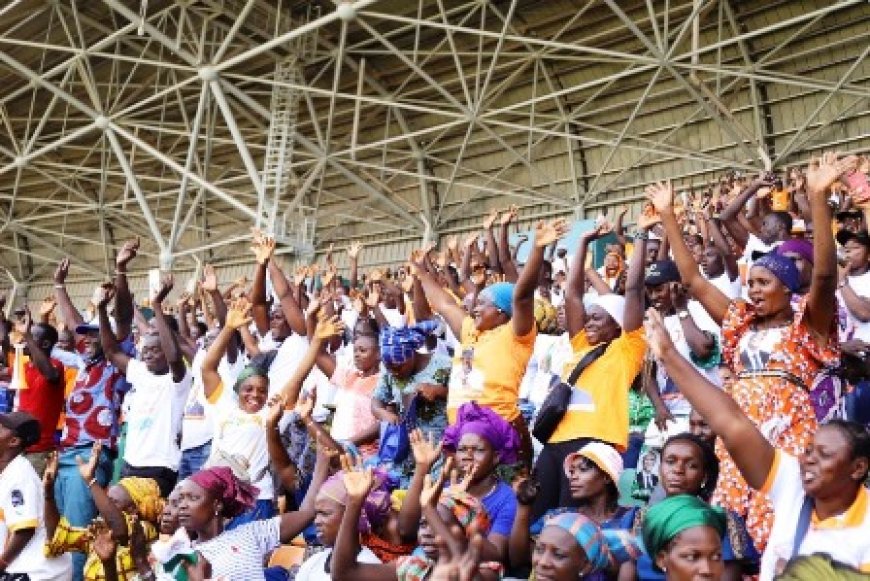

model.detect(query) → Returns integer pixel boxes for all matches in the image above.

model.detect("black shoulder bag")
[532,341,610,443]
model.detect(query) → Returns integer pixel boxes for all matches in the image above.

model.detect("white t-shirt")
[194,516,281,581]
[706,271,742,300]
[209,388,274,501]
[181,350,245,451]
[379,305,407,328]
[0,455,72,579]
[656,301,721,416]
[519,333,572,407]
[295,546,382,580]
[739,234,782,299]
[124,359,192,470]
[760,450,870,580]
[841,270,870,342]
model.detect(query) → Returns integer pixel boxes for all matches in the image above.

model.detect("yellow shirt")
[547,327,646,448]
[447,317,536,423]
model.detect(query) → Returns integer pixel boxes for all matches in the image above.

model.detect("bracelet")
[54,284,64,289]
[633,230,649,241]
[115,270,127,277]
[87,477,98,488]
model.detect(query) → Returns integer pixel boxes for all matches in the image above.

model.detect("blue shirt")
[481,481,517,537]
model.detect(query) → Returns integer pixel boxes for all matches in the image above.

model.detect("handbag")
[532,341,610,443]
[377,395,418,465]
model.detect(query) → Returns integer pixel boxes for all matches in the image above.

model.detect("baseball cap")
[0,412,41,449]
[644,260,681,286]
[836,229,870,249]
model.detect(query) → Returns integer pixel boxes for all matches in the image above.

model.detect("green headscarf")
[232,364,269,394]
[642,494,726,569]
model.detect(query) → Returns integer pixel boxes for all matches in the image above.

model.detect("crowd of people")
[0,150,868,580]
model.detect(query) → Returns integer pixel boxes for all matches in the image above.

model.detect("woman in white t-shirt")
[646,307,870,580]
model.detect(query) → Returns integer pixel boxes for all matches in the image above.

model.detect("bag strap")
[791,496,814,558]
[566,341,611,386]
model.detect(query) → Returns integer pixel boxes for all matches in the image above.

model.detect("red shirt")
[19,358,65,452]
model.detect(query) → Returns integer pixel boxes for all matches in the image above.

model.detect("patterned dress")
[713,297,838,552]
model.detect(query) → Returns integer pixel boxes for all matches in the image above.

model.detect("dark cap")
[74,322,100,335]
[835,210,863,221]
[645,260,681,286]
[836,229,870,249]
[0,412,40,449]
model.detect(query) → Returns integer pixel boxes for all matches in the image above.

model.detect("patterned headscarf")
[481,282,514,316]
[188,466,258,518]
[117,477,165,524]
[752,253,800,292]
[642,494,726,569]
[442,401,521,465]
[534,299,559,334]
[379,320,439,367]
[438,489,491,537]
[544,512,640,573]
[777,238,814,265]
[317,469,393,536]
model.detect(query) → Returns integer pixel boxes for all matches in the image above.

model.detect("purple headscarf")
[380,320,439,367]
[317,469,393,535]
[189,466,258,518]
[753,253,800,293]
[777,239,814,265]
[442,402,521,465]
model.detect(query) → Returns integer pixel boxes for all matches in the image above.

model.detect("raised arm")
[17,308,60,383]
[805,152,858,341]
[348,243,362,290]
[112,238,139,342]
[412,253,466,338]
[646,308,773,490]
[564,224,609,337]
[498,207,520,282]
[78,442,130,545]
[647,181,730,325]
[281,313,343,408]
[96,285,130,374]
[52,259,85,331]
[621,219,649,333]
[513,219,568,337]
[268,258,307,336]
[150,276,186,383]
[613,206,629,249]
[278,444,330,543]
[249,229,275,335]
[397,429,441,540]
[201,298,251,400]
[482,210,503,276]
[707,214,740,282]
[264,394,298,491]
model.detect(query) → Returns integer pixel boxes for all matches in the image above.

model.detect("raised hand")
[446,236,459,252]
[176,292,192,310]
[293,267,308,287]
[369,268,383,283]
[645,180,675,214]
[325,243,335,266]
[91,524,117,563]
[152,274,174,304]
[54,258,70,285]
[420,457,451,508]
[450,465,474,493]
[463,232,479,250]
[482,209,499,230]
[513,474,540,506]
[365,289,381,309]
[644,307,675,362]
[429,528,485,581]
[295,389,317,421]
[534,218,569,247]
[39,296,57,319]
[76,441,102,483]
[637,202,661,231]
[314,313,345,341]
[115,237,140,269]
[201,264,218,293]
[14,306,32,336]
[500,205,518,226]
[265,394,286,426]
[410,428,442,468]
[322,265,338,288]
[43,451,59,493]
[250,228,276,265]
[226,297,253,330]
[95,283,116,309]
[340,454,374,502]
[347,242,363,260]
[806,151,858,195]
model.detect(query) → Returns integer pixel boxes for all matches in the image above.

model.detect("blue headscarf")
[379,320,439,367]
[753,253,800,293]
[481,282,515,317]
[544,512,641,573]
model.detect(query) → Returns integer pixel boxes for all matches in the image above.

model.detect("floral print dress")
[712,297,838,552]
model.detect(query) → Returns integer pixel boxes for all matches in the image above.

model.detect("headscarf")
[441,401,521,465]
[188,466,258,518]
[534,299,559,334]
[564,442,624,486]
[544,512,640,573]
[481,282,514,316]
[317,469,393,535]
[777,238,814,265]
[752,252,800,292]
[231,363,269,395]
[437,489,491,537]
[379,320,439,367]
[642,494,726,568]
[117,477,165,524]
[583,293,626,329]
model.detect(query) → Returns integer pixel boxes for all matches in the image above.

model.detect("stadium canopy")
[0,0,867,296]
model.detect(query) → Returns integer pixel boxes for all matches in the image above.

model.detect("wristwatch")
[677,310,690,320]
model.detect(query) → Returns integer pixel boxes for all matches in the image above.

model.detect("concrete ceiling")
[0,0,867,289]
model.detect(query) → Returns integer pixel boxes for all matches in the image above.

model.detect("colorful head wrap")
[534,299,559,334]
[777,238,814,265]
[481,282,514,317]
[441,401,521,465]
[437,489,491,537]
[317,469,393,535]
[379,320,439,367]
[231,363,269,394]
[752,252,800,292]
[544,512,641,573]
[564,442,624,485]
[642,494,726,568]
[117,477,164,524]
[188,466,259,518]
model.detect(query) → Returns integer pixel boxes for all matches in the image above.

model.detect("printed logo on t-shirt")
[566,383,594,412]
[9,489,23,507]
